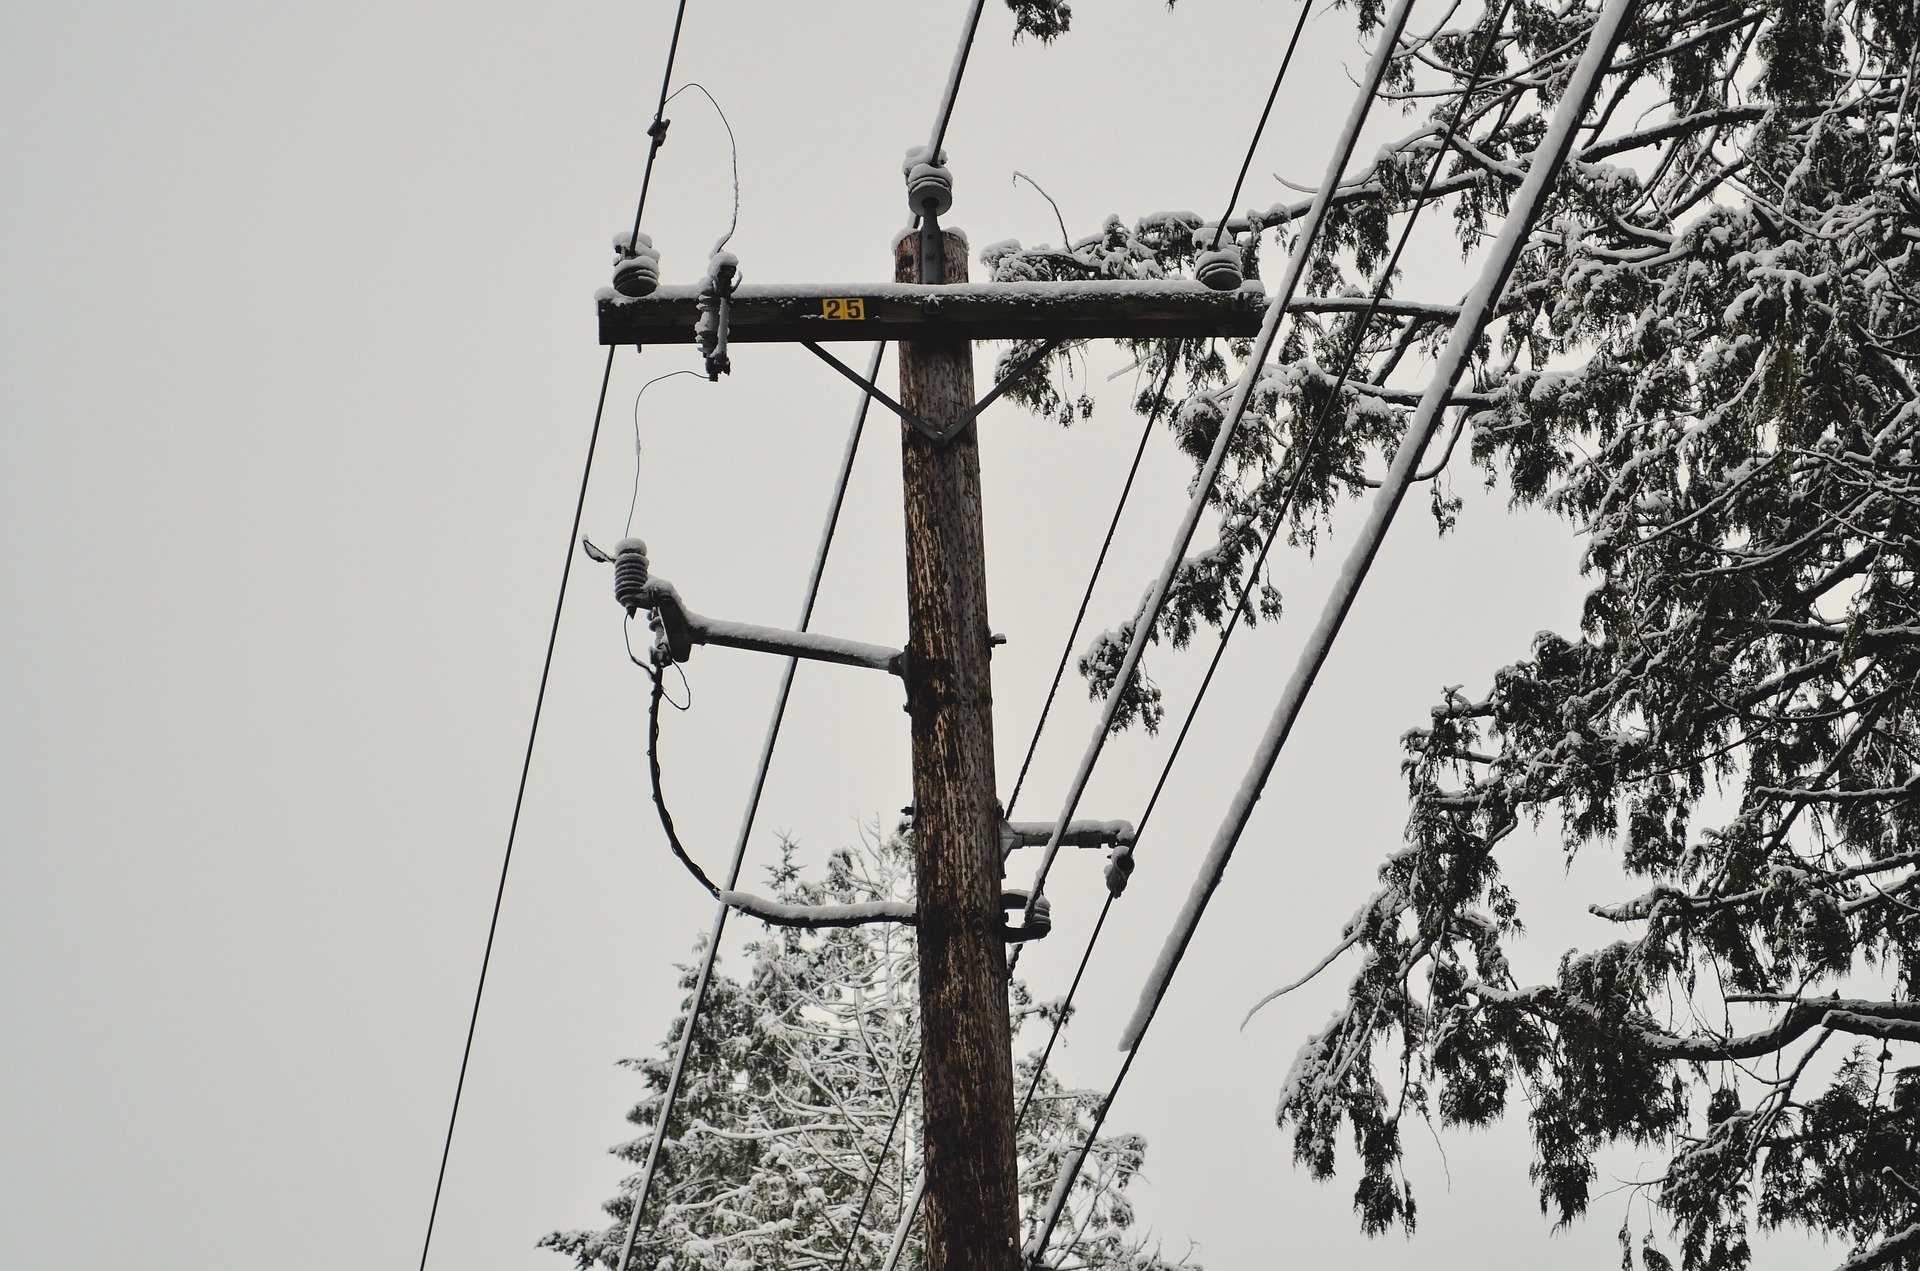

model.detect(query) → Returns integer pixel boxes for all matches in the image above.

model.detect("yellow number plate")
[821,297,866,320]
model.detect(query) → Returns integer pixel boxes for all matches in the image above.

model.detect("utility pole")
[599,167,1260,1271]
[895,217,1021,1271]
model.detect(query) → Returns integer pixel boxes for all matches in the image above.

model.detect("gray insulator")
[1001,890,1052,943]
[905,162,954,217]
[1195,246,1244,292]
[613,250,661,298]
[613,539,651,613]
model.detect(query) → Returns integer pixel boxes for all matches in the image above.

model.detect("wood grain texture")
[896,228,1021,1271]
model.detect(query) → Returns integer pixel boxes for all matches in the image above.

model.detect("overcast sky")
[2,4,1819,1269]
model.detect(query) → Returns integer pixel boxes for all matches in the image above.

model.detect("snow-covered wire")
[1116,0,1643,1074]
[1134,0,1525,878]
[418,348,617,1271]
[662,82,741,256]
[1019,0,1420,929]
[1020,0,1642,1256]
[927,0,989,161]
[611,344,887,1271]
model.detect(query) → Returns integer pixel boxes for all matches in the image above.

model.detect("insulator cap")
[1195,246,1245,292]
[613,538,651,613]
[906,162,954,217]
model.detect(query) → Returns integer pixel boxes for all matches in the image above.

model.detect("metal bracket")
[801,337,1061,444]
[587,538,903,676]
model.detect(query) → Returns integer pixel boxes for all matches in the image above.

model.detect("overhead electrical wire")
[611,344,889,1271]
[1004,360,1179,816]
[830,359,1178,1271]
[874,1,1418,1260]
[1207,0,1314,251]
[627,0,692,246]
[1015,0,1511,1226]
[418,5,701,1264]
[417,349,617,1271]
[1018,0,1419,930]
[926,0,989,160]
[1024,1,1642,1260]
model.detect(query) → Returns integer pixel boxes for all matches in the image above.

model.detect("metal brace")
[801,336,1062,444]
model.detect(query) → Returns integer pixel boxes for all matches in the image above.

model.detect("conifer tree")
[995,1,1917,1266]
[544,834,1195,1271]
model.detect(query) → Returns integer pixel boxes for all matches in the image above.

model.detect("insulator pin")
[612,231,662,298]
[613,538,652,613]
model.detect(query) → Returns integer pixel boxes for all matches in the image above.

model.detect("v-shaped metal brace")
[802,337,1062,444]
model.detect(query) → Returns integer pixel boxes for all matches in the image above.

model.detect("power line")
[1013,0,1533,1251]
[1208,0,1314,250]
[417,348,616,1271]
[1019,0,1415,926]
[612,344,888,1271]
[877,2,1419,1256]
[926,0,989,159]
[1024,1,1640,1260]
[628,0,692,245]
[421,10,694,1264]
[1005,359,1179,817]
[1118,0,1639,1062]
[831,358,1176,1271]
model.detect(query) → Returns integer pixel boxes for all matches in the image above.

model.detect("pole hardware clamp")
[586,536,905,676]
[695,251,739,380]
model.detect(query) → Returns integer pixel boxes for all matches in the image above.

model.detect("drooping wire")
[417,347,617,1271]
[1208,0,1315,250]
[610,345,888,1271]
[626,370,706,537]
[662,82,741,255]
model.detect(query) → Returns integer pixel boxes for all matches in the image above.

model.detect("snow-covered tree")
[543,833,1194,1271]
[996,0,1917,1267]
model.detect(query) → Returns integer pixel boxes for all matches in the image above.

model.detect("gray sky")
[2,3,1817,1269]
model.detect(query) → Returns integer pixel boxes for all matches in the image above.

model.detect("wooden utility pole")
[895,224,1021,1271]
[598,205,1258,1271]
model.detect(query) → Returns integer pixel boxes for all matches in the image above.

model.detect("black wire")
[646,670,723,897]
[1209,0,1316,250]
[628,0,691,245]
[1022,7,1524,1259]
[832,1051,923,1271]
[927,0,988,162]
[1005,357,1179,818]
[417,347,617,1271]
[828,354,1176,1268]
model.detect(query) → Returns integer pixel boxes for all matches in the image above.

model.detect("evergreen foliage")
[995,1,1918,1266]
[544,835,1194,1271]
